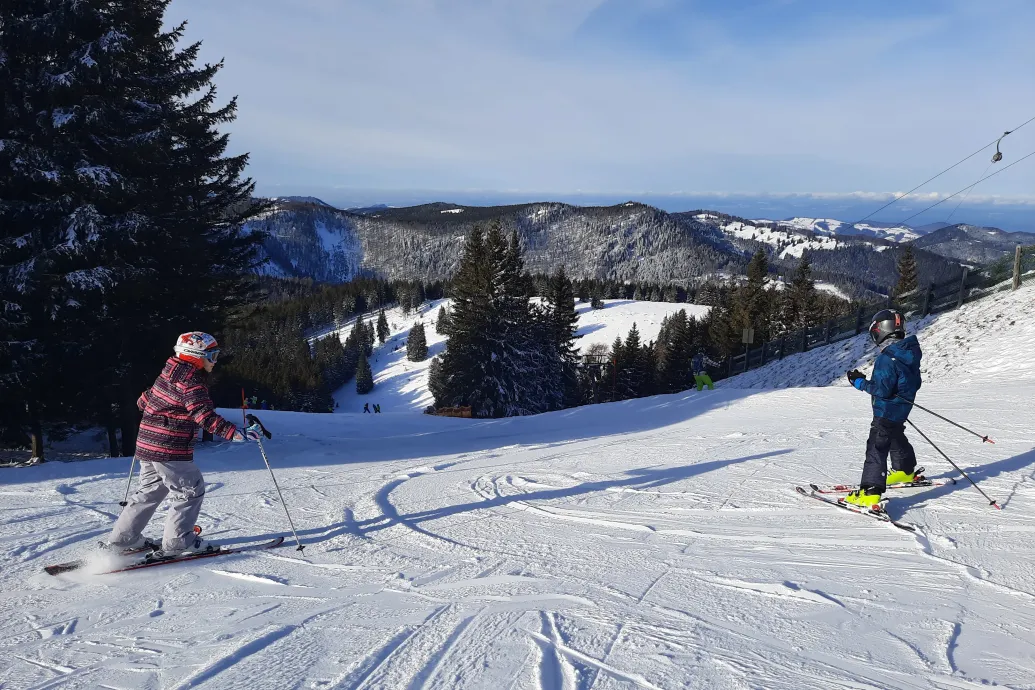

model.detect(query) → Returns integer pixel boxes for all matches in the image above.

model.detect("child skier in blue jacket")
[844,309,923,507]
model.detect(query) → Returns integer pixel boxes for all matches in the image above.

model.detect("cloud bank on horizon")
[171,0,1035,206]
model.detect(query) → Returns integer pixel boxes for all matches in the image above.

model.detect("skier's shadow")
[888,447,1035,515]
[237,449,793,547]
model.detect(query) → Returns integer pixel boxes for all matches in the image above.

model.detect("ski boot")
[100,536,160,555]
[150,534,216,561]
[843,488,883,509]
[887,469,919,485]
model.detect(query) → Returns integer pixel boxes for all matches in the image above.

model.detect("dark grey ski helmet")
[869,309,906,346]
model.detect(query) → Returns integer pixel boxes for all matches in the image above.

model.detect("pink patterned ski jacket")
[135,357,237,462]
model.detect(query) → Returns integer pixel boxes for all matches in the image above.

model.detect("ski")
[795,486,917,532]
[44,537,285,576]
[809,476,955,495]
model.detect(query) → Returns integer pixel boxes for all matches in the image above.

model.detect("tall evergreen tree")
[657,310,693,392]
[355,352,373,394]
[376,309,389,344]
[784,252,818,331]
[0,0,264,458]
[895,245,919,297]
[430,224,564,417]
[407,322,428,361]
[735,250,775,344]
[544,266,580,405]
[435,305,450,334]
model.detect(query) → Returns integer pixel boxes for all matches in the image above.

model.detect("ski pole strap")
[906,419,1000,510]
[245,414,273,439]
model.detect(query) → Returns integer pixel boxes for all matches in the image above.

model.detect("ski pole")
[896,395,995,444]
[906,419,1000,509]
[246,414,306,552]
[119,456,137,507]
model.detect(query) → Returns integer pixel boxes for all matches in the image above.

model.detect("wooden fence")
[712,244,1035,382]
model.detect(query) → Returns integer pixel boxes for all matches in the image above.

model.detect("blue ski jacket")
[858,335,922,422]
[692,353,717,374]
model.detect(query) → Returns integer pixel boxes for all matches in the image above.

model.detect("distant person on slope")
[692,351,719,391]
[106,332,258,557]
[844,309,922,508]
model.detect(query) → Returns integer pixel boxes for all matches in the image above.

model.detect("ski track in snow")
[3,287,1035,688]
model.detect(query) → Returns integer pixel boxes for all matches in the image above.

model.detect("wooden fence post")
[956,267,969,308]
[855,307,865,334]
[921,282,934,316]
[1014,245,1023,290]
[801,327,808,353]
[824,319,832,345]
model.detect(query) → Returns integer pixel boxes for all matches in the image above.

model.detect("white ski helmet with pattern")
[173,332,220,367]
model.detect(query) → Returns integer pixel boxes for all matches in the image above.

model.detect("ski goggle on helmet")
[868,309,906,346]
[173,331,221,366]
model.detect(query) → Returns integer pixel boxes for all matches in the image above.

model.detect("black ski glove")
[846,369,865,386]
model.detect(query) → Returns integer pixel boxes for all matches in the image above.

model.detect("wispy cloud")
[170,0,1035,199]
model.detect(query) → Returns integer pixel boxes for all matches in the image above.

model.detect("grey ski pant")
[860,417,916,493]
[109,460,205,551]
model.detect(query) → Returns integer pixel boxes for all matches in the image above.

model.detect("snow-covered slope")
[704,217,841,259]
[3,290,1034,689]
[781,217,921,243]
[331,299,710,413]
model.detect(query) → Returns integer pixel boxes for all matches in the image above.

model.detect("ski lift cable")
[944,159,994,225]
[897,148,1035,225]
[854,113,1035,224]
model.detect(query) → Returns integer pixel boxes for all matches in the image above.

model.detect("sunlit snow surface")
[3,287,1035,688]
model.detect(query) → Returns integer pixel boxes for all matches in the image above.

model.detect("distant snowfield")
[333,298,709,414]
[3,288,1035,688]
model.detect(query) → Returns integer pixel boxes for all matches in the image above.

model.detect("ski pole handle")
[245,414,273,439]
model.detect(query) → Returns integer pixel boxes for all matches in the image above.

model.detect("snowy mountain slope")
[3,367,1034,687]
[780,217,921,242]
[331,299,710,413]
[704,217,840,259]
[912,223,1035,265]
[252,200,743,285]
[721,280,1035,389]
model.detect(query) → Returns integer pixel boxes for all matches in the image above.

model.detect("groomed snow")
[2,287,1034,688]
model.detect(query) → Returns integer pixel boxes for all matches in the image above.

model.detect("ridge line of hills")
[252,198,1034,301]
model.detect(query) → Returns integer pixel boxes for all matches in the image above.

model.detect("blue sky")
[170,0,1035,224]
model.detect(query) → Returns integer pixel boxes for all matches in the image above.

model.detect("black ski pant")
[861,417,917,493]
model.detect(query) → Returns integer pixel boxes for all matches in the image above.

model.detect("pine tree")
[657,310,693,392]
[616,323,645,398]
[784,253,818,331]
[355,353,374,394]
[735,250,775,344]
[696,283,720,306]
[431,224,564,417]
[435,306,450,334]
[355,317,373,356]
[407,323,428,361]
[376,309,389,344]
[895,245,919,297]
[544,266,580,405]
[0,0,265,458]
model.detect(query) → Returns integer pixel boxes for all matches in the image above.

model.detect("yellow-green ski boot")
[844,488,883,509]
[887,470,917,485]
